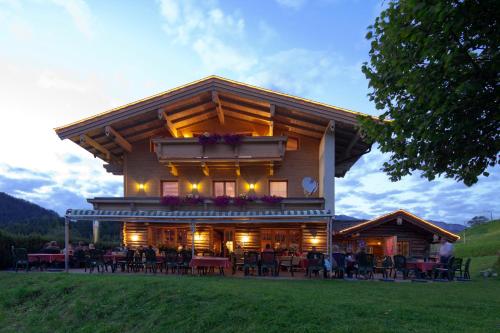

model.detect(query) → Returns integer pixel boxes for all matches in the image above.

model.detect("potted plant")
[233,194,255,207]
[222,133,243,146]
[198,133,220,146]
[260,195,283,205]
[214,195,231,207]
[183,194,204,205]
[160,195,182,207]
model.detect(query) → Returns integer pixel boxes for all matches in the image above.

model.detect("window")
[213,181,236,197]
[286,137,299,151]
[162,181,179,196]
[397,241,410,257]
[269,181,287,197]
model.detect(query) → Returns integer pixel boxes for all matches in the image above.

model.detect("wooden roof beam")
[212,91,225,125]
[80,134,111,160]
[235,161,241,176]
[342,129,361,160]
[105,126,132,153]
[158,109,178,138]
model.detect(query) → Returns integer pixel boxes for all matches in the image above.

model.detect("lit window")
[286,137,299,151]
[214,181,236,197]
[162,181,179,196]
[269,181,287,197]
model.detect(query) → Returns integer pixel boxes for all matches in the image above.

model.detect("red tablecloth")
[28,253,65,263]
[189,256,231,269]
[407,261,437,271]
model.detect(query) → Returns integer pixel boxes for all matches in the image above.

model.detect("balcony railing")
[152,136,287,163]
[88,197,324,212]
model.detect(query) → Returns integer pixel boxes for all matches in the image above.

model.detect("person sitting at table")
[345,252,356,278]
[42,241,61,254]
[263,243,274,253]
[88,243,96,250]
[438,237,454,264]
[63,242,74,256]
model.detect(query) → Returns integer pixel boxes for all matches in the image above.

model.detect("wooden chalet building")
[55,75,458,265]
[333,210,460,259]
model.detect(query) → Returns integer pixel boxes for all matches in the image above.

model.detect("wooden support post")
[269,161,274,176]
[212,91,225,125]
[235,161,241,177]
[80,134,111,160]
[319,120,335,215]
[105,126,132,153]
[93,220,99,243]
[168,162,178,176]
[190,221,195,274]
[64,217,69,273]
[269,104,275,136]
[201,162,209,176]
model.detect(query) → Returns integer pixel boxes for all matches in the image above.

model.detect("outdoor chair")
[144,248,162,274]
[231,252,245,275]
[88,249,106,274]
[332,253,346,278]
[278,254,302,277]
[243,251,259,276]
[461,258,471,280]
[433,256,456,280]
[393,255,408,279]
[71,249,88,271]
[260,252,277,276]
[452,257,463,278]
[164,250,179,274]
[306,251,325,278]
[356,253,374,279]
[177,250,192,274]
[11,247,29,272]
[117,249,135,272]
[376,256,393,279]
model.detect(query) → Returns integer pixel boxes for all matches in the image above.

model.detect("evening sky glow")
[0,0,497,223]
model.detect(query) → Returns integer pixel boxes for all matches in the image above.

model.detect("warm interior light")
[249,183,255,190]
[311,237,319,245]
[138,183,145,190]
[130,234,139,242]
[241,235,250,243]
[192,183,198,190]
[194,232,202,241]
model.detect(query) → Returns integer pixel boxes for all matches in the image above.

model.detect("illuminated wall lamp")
[191,183,198,190]
[311,237,319,245]
[241,235,250,244]
[130,234,139,242]
[249,183,255,190]
[138,183,145,191]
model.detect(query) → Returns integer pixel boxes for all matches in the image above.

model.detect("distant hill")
[0,192,120,241]
[0,192,62,234]
[428,220,466,233]
[0,192,60,221]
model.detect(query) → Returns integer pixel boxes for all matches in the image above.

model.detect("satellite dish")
[302,177,318,196]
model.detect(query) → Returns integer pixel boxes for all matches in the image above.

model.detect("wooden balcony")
[152,136,287,163]
[88,197,324,212]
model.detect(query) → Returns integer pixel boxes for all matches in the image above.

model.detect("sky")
[0,0,497,224]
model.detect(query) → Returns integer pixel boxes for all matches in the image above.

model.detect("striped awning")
[65,209,332,222]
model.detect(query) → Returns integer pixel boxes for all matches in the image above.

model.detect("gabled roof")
[54,76,375,176]
[338,209,460,241]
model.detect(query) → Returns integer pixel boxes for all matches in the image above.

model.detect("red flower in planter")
[214,195,231,207]
[183,195,204,205]
[233,195,257,207]
[198,133,221,146]
[260,195,283,205]
[160,195,182,207]
[222,134,243,146]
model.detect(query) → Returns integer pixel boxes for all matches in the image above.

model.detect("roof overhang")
[55,76,376,177]
[338,209,460,242]
[65,208,332,224]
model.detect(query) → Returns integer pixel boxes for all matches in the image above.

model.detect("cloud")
[157,0,255,72]
[275,0,307,10]
[49,0,94,39]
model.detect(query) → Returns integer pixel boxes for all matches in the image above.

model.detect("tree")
[467,215,489,226]
[360,0,499,186]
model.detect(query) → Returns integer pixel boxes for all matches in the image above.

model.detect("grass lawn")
[0,272,499,333]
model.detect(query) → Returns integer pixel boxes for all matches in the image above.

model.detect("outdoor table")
[190,256,231,275]
[28,253,65,264]
[407,261,437,278]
